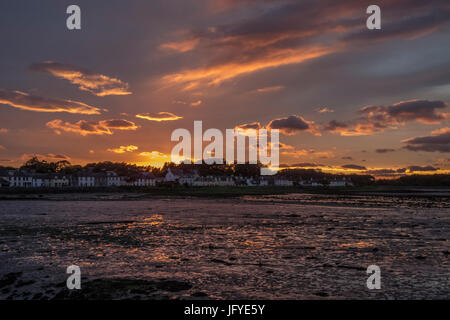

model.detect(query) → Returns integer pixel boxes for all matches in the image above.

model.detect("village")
[0,166,354,189]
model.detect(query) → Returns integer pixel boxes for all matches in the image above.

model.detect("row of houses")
[160,168,353,187]
[0,167,354,188]
[0,170,156,188]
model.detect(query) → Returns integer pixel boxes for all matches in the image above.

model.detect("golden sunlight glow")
[107,145,139,154]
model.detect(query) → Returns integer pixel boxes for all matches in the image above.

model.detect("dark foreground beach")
[0,192,449,300]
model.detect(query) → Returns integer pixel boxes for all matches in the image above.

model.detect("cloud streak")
[29,62,132,96]
[375,148,396,153]
[136,112,183,122]
[0,89,101,115]
[341,164,367,170]
[46,119,139,136]
[160,0,449,91]
[163,46,334,90]
[235,122,261,131]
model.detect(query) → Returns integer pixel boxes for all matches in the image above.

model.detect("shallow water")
[0,196,449,299]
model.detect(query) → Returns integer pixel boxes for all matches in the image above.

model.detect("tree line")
[2,157,450,186]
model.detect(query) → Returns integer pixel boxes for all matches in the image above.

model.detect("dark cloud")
[267,115,318,135]
[290,163,324,168]
[359,100,449,124]
[343,6,450,44]
[161,0,450,90]
[375,148,396,153]
[364,169,399,177]
[403,128,450,152]
[325,99,449,136]
[341,156,353,160]
[323,120,348,132]
[407,165,439,172]
[341,164,367,170]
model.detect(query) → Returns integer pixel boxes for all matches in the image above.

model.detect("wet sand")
[0,195,449,299]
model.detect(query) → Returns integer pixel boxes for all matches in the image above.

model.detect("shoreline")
[1,185,450,199]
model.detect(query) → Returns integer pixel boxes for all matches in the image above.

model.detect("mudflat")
[0,194,449,299]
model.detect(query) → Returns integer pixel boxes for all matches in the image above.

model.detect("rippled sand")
[0,195,449,299]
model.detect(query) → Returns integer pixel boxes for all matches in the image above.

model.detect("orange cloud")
[325,121,397,137]
[0,89,101,114]
[0,128,8,133]
[317,107,334,113]
[255,86,285,93]
[136,112,183,122]
[235,122,261,131]
[162,46,335,90]
[46,119,139,136]
[107,145,139,154]
[29,62,132,96]
[277,142,334,159]
[190,100,203,107]
[160,39,200,53]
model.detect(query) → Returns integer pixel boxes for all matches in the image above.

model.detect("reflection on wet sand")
[0,194,449,299]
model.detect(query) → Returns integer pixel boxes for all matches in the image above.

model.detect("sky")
[0,0,449,177]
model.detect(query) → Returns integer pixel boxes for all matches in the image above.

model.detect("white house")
[329,179,346,187]
[128,173,156,187]
[192,176,235,187]
[0,171,66,188]
[106,171,121,186]
[164,168,199,185]
[32,176,44,187]
[8,172,33,187]
[0,177,9,188]
[74,173,95,187]
[164,168,180,182]
[274,178,294,186]
[43,174,70,188]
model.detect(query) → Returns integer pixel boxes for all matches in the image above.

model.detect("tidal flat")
[0,194,449,299]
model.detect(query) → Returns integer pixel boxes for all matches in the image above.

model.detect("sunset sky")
[0,0,449,177]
